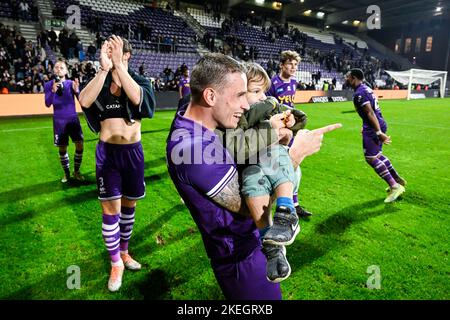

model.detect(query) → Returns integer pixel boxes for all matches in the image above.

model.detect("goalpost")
[385,69,448,100]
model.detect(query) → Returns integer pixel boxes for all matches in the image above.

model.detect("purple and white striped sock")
[119,206,135,252]
[74,149,83,173]
[59,151,70,176]
[102,214,121,263]
[378,155,400,181]
[368,157,397,188]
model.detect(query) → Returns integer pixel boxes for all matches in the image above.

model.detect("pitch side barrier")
[295,89,441,104]
[0,89,442,117]
[0,91,180,117]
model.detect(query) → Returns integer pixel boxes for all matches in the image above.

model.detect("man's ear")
[202,87,216,106]
[123,52,131,62]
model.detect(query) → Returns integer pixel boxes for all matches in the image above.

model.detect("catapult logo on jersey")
[169,123,286,174]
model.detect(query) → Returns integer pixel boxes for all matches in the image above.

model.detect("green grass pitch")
[0,98,449,300]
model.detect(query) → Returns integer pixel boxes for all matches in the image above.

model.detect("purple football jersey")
[266,74,297,108]
[178,76,191,97]
[166,111,260,262]
[353,83,387,133]
[44,79,78,118]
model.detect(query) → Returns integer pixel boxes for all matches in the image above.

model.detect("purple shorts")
[212,247,282,300]
[96,141,145,201]
[362,131,383,158]
[53,116,84,146]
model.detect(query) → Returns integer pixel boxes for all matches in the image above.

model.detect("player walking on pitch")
[346,68,406,203]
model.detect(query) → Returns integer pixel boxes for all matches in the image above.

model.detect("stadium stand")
[1,0,429,95]
[191,8,402,90]
[0,0,39,22]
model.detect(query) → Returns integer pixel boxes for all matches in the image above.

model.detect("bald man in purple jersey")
[44,58,84,183]
[166,53,341,299]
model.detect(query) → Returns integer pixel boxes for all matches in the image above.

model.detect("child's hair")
[244,62,271,91]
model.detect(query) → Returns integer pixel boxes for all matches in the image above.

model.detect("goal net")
[385,69,447,100]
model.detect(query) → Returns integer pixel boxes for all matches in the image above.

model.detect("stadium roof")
[230,0,450,28]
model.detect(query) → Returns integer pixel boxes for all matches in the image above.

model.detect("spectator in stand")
[0,82,9,94]
[37,30,48,48]
[154,77,162,91]
[19,1,30,21]
[87,43,97,61]
[49,27,58,51]
[166,79,178,91]
[33,80,44,93]
[139,63,145,77]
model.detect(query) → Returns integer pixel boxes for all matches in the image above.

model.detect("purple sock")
[378,155,400,181]
[102,214,121,263]
[293,193,299,206]
[368,157,397,188]
[59,151,70,176]
[119,206,135,252]
[74,149,83,173]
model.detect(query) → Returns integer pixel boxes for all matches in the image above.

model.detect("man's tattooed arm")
[211,173,250,216]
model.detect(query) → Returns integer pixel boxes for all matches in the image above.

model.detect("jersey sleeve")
[354,91,372,109]
[176,139,237,199]
[44,80,55,107]
[193,163,236,198]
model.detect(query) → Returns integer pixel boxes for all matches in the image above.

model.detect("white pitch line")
[387,120,449,130]
[0,126,53,133]
[0,122,95,133]
[315,114,449,130]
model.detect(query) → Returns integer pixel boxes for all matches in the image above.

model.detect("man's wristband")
[375,130,382,136]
